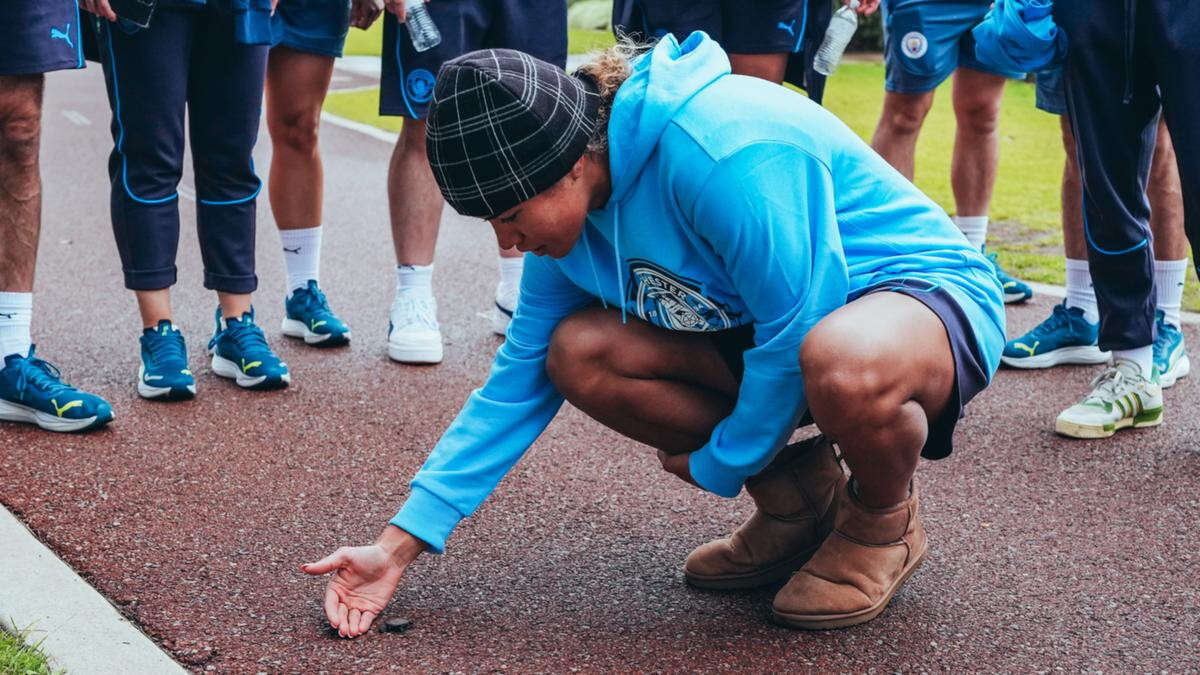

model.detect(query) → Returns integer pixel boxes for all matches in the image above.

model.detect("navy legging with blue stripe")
[99,7,268,293]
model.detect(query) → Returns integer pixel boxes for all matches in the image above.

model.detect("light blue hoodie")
[392,32,1005,553]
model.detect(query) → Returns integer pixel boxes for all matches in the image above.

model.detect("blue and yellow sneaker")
[1001,301,1110,368]
[984,246,1033,304]
[1153,309,1189,388]
[280,280,350,347]
[208,307,290,390]
[0,346,113,432]
[138,320,195,400]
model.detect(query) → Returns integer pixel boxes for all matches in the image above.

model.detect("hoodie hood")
[606,32,729,203]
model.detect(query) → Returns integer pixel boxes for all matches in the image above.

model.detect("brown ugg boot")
[772,478,927,629]
[684,434,846,590]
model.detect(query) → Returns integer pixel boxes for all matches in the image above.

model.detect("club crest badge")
[627,260,738,332]
[901,31,928,59]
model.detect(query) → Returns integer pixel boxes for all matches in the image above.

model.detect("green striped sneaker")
[1054,358,1163,439]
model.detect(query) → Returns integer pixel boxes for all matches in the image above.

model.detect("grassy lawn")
[325,42,1200,310]
[342,22,614,57]
[0,626,55,675]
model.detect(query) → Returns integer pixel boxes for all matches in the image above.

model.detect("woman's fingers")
[357,611,377,636]
[323,585,342,629]
[301,548,348,575]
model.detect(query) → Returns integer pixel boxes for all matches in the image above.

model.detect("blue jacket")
[392,32,1005,553]
[972,0,1066,73]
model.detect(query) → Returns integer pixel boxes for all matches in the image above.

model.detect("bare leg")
[950,67,1006,216]
[0,75,45,293]
[1059,116,1087,260]
[871,90,936,180]
[1148,121,1186,260]
[728,53,789,84]
[217,292,252,320]
[266,46,335,232]
[135,289,172,328]
[387,119,444,266]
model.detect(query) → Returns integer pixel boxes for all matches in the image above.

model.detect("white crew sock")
[280,226,323,294]
[1064,258,1100,324]
[396,263,434,299]
[497,255,524,309]
[1154,258,1188,328]
[1113,345,1154,380]
[953,215,989,250]
[0,292,33,365]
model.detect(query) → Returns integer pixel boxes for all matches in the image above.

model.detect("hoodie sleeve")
[685,142,849,497]
[389,255,593,552]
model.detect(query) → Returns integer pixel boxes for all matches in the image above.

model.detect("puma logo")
[241,358,262,373]
[777,19,796,37]
[51,398,82,417]
[283,246,302,254]
[50,24,73,48]
[1013,341,1039,357]
[0,312,15,319]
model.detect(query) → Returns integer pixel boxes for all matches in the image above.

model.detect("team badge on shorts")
[901,31,928,59]
[627,259,738,332]
[406,68,436,103]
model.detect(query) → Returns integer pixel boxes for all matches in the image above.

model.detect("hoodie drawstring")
[613,202,628,324]
[581,229,609,310]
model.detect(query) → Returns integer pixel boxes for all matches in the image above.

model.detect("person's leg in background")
[267,0,356,348]
[190,8,290,391]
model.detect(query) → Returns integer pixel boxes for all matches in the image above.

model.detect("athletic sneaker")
[387,293,443,364]
[983,246,1033,304]
[493,281,517,336]
[1001,302,1109,368]
[1153,309,1190,388]
[1054,358,1162,439]
[281,280,351,347]
[0,346,113,432]
[207,307,290,390]
[138,320,195,400]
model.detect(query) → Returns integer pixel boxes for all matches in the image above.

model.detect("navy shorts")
[713,278,989,460]
[380,0,567,119]
[272,0,351,58]
[1034,66,1066,115]
[612,0,811,55]
[881,0,1024,94]
[0,0,84,76]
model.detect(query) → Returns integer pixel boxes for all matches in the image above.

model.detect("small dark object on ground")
[379,618,413,634]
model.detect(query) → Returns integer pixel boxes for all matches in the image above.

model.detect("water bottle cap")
[849,0,860,8]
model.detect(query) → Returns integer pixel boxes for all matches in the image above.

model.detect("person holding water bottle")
[379,0,567,365]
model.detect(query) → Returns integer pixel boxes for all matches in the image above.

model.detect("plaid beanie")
[425,49,601,219]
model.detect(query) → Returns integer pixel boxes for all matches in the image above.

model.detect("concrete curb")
[0,506,185,674]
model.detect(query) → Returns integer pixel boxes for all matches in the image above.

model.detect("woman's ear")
[569,153,590,181]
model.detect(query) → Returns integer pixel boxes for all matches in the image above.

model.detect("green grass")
[0,625,56,675]
[340,23,615,58]
[568,28,617,54]
[323,55,1200,310]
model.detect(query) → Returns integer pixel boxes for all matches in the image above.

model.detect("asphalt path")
[2,64,1198,671]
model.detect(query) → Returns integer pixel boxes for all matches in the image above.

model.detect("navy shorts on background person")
[273,0,351,58]
[380,0,567,119]
[881,0,1023,94]
[713,278,989,461]
[1035,67,1066,115]
[612,0,810,55]
[0,0,84,75]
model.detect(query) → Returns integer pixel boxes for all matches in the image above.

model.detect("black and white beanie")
[425,49,601,219]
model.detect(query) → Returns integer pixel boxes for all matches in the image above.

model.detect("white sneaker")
[1054,358,1163,439]
[492,281,518,336]
[387,293,443,364]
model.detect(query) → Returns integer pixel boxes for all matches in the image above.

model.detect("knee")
[954,96,1001,136]
[800,322,897,428]
[398,120,427,156]
[881,97,932,136]
[0,108,41,170]
[546,310,611,398]
[271,108,321,155]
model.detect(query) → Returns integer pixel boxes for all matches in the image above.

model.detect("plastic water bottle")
[405,0,441,52]
[813,0,860,76]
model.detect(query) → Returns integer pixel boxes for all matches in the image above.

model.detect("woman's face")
[488,155,603,259]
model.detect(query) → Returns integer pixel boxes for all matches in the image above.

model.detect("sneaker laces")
[1025,303,1072,340]
[391,295,437,331]
[213,315,271,357]
[1083,361,1143,405]
[11,346,75,400]
[144,328,186,369]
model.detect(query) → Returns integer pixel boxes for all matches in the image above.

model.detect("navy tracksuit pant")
[98,7,268,293]
[1054,0,1200,351]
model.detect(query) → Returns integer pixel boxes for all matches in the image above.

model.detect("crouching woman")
[302,32,1005,636]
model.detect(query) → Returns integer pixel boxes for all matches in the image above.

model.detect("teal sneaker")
[281,280,350,347]
[1153,310,1189,388]
[1001,302,1110,369]
[983,246,1033,304]
[138,320,195,400]
[0,346,113,432]
[208,307,290,390]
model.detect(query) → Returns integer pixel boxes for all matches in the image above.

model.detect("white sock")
[497,255,523,308]
[396,263,434,299]
[1113,345,1154,379]
[1154,258,1188,328]
[953,215,989,250]
[280,226,323,294]
[0,292,33,365]
[1064,258,1100,324]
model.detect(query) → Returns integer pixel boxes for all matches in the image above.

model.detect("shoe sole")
[685,540,826,590]
[1000,345,1111,369]
[387,342,443,364]
[493,302,514,336]
[136,365,196,401]
[1160,353,1190,389]
[1003,290,1032,304]
[772,546,928,630]
[1054,406,1163,439]
[281,318,350,347]
[0,398,113,433]
[210,354,291,390]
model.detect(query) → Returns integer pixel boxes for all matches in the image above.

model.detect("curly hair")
[574,33,652,155]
